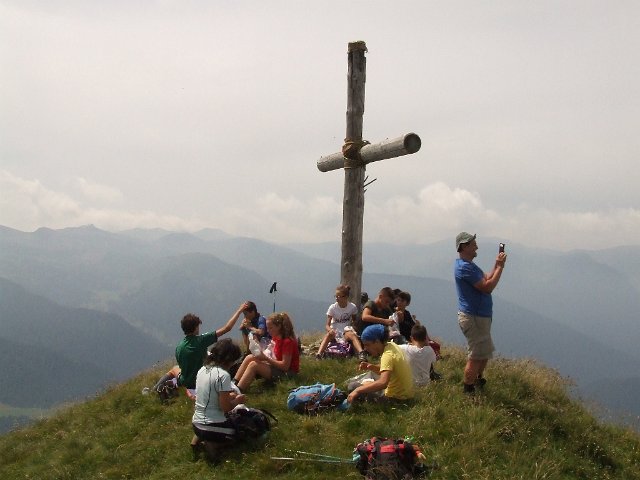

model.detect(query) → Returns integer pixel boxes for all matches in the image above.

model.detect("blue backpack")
[287,383,348,415]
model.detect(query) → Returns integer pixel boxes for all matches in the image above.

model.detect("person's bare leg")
[237,361,272,392]
[317,332,331,356]
[463,359,484,385]
[154,365,180,391]
[344,331,363,353]
[233,354,256,381]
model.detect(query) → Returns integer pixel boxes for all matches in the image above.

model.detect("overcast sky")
[1,1,639,250]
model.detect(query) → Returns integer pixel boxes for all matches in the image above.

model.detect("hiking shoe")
[315,352,324,360]
[463,383,476,394]
[430,370,443,381]
[475,376,487,389]
[191,442,205,461]
[357,351,368,362]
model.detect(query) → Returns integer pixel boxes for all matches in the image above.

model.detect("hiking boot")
[430,370,443,381]
[357,351,368,362]
[475,376,487,389]
[315,352,325,360]
[202,441,222,464]
[191,441,205,461]
[463,383,476,394]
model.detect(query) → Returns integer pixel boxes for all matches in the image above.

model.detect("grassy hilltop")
[1,342,639,480]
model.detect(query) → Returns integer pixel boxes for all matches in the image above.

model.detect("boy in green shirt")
[154,302,248,398]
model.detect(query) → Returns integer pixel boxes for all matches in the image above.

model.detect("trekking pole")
[271,281,277,312]
[284,449,354,462]
[271,456,353,464]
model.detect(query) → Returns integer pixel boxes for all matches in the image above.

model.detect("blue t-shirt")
[255,315,269,339]
[454,258,493,317]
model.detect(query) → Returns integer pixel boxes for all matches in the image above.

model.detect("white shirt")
[399,343,437,387]
[326,301,357,336]
[192,365,232,424]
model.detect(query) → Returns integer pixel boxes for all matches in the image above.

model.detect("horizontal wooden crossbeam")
[317,132,421,172]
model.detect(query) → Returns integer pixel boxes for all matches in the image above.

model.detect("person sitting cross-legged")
[346,324,414,404]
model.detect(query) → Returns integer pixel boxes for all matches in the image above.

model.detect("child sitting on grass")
[398,325,437,387]
[233,312,300,392]
[347,324,414,404]
[316,284,367,361]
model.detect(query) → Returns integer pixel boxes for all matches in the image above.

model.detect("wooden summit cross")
[317,41,421,307]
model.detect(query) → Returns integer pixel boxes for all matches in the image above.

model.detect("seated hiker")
[360,287,396,334]
[238,301,271,353]
[398,325,437,387]
[153,302,249,398]
[233,312,300,392]
[393,290,417,344]
[191,339,247,459]
[347,324,414,404]
[316,284,367,361]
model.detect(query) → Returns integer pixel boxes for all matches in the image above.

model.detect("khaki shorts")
[458,312,494,360]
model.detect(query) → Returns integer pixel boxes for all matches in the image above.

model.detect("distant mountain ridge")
[0,277,170,411]
[1,225,639,428]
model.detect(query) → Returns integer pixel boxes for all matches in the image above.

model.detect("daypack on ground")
[325,340,354,358]
[156,379,179,402]
[287,383,348,415]
[354,437,428,480]
[226,406,277,440]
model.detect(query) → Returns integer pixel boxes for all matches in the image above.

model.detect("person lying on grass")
[191,339,247,458]
[346,324,414,404]
[233,312,300,392]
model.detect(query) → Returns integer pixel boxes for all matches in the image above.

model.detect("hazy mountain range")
[0,224,638,432]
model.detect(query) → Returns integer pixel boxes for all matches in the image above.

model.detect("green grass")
[1,341,639,479]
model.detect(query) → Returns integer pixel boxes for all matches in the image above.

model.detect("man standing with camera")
[454,232,507,394]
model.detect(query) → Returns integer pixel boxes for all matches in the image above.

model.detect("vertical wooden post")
[341,41,367,308]
[317,42,420,310]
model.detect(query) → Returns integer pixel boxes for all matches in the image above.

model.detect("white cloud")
[0,170,81,229]
[73,177,124,204]
[0,170,204,232]
[1,172,639,251]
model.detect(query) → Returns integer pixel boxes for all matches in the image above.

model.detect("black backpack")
[156,379,179,402]
[226,406,277,440]
[354,437,427,480]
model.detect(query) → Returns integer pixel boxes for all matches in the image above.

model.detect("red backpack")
[354,437,428,480]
